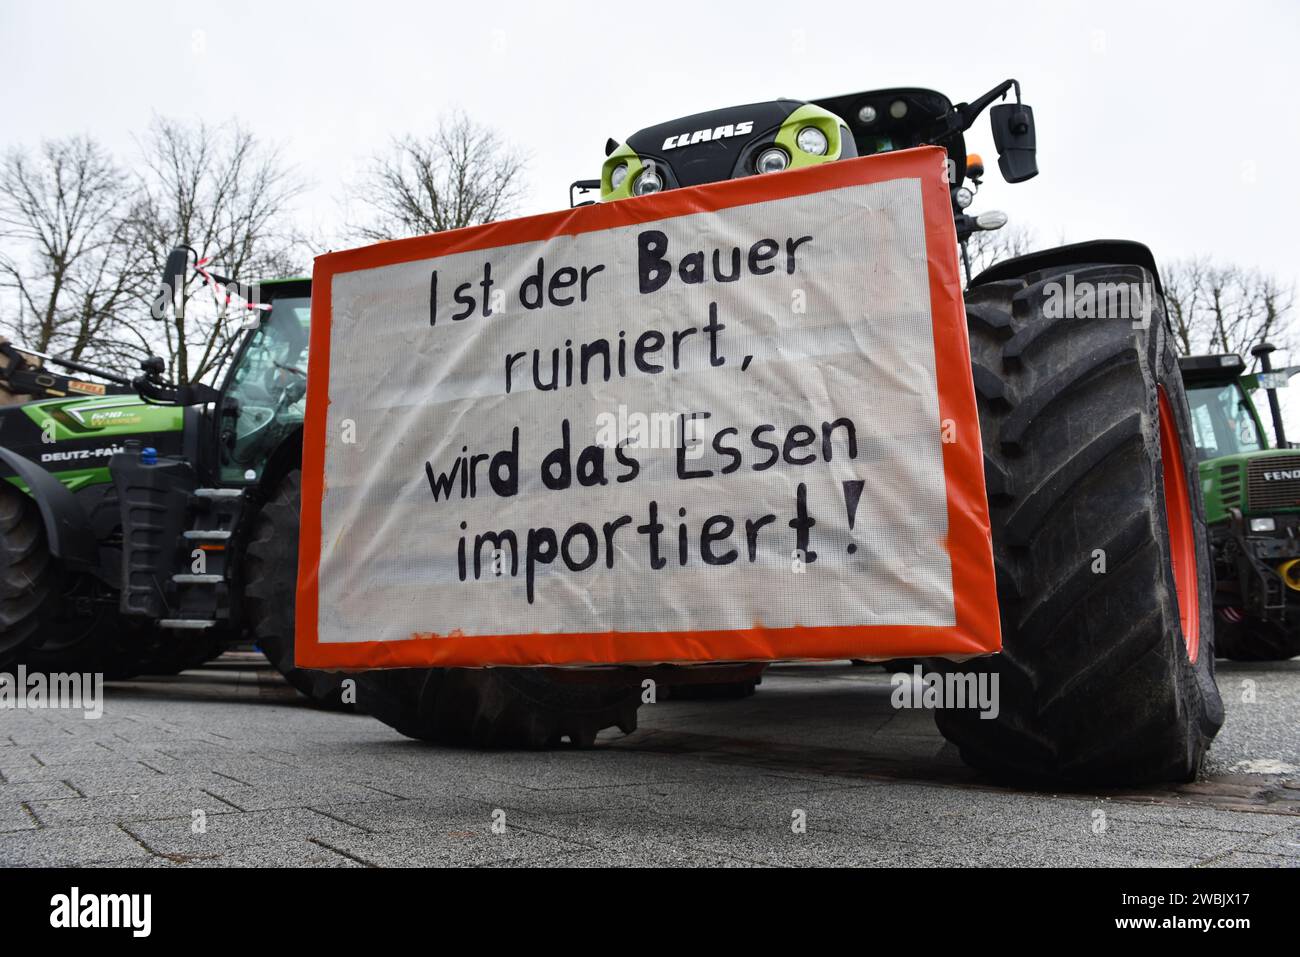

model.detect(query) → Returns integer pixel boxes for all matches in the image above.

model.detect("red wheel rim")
[1158,386,1200,662]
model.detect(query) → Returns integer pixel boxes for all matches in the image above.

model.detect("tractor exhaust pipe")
[1251,342,1288,448]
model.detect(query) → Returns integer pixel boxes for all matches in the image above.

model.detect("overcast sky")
[3,1,1298,392]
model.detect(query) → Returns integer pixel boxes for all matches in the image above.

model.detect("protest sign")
[296,147,999,668]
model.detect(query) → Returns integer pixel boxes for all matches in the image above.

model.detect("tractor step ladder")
[183,529,232,541]
[166,485,246,630]
[194,488,243,499]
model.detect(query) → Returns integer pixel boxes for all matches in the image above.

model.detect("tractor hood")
[602,98,855,200]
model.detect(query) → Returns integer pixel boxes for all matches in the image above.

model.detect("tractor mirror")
[161,246,190,307]
[990,102,1038,183]
[570,179,601,208]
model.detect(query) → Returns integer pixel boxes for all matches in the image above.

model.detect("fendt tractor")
[1181,346,1300,661]
[1,77,1225,785]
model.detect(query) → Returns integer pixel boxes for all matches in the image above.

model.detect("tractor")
[1181,345,1300,660]
[0,277,327,687]
[2,77,1226,783]
[358,78,1224,783]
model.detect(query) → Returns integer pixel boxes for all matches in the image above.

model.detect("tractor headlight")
[955,186,974,209]
[609,162,629,191]
[1250,517,1277,533]
[795,127,828,156]
[755,147,790,174]
[632,168,663,196]
[857,104,878,125]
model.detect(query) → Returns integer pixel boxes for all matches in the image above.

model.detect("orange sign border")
[295,146,1000,669]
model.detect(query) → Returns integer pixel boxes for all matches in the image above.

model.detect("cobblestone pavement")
[1,655,1296,867]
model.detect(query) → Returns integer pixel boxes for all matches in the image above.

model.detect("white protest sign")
[297,148,999,668]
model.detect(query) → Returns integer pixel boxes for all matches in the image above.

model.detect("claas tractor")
[353,78,1223,784]
[1181,345,1300,660]
[3,78,1227,784]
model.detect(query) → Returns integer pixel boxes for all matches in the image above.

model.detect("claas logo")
[662,121,754,151]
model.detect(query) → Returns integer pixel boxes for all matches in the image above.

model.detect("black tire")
[357,667,641,748]
[0,486,60,669]
[244,470,348,708]
[20,485,147,678]
[1215,611,1300,661]
[22,584,143,678]
[934,259,1223,785]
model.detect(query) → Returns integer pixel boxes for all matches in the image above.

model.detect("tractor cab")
[214,278,311,485]
[1179,353,1267,462]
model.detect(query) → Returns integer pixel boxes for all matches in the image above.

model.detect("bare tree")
[963,223,1035,279]
[128,117,304,384]
[0,137,153,375]
[347,113,527,243]
[1162,256,1295,359]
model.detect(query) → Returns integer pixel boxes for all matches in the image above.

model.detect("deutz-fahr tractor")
[1181,346,1300,660]
[0,275,335,691]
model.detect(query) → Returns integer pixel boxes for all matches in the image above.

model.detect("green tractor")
[0,274,326,688]
[1181,345,1300,660]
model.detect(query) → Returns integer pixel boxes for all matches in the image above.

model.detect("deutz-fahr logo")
[40,445,125,463]
[662,121,754,151]
[1262,469,1300,482]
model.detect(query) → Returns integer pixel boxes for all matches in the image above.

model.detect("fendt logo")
[662,120,754,151]
[1262,469,1300,482]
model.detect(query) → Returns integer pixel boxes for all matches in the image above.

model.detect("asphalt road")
[1,655,1296,867]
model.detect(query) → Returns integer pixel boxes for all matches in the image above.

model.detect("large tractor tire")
[0,486,60,669]
[22,579,140,678]
[244,469,349,708]
[19,485,147,678]
[935,259,1223,784]
[1214,610,1300,661]
[356,667,641,748]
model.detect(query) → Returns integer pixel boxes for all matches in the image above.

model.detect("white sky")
[3,0,1299,424]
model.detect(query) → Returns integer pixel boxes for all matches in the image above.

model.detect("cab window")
[1185,383,1262,461]
[219,296,310,483]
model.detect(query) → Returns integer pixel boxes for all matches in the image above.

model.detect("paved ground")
[1,654,1297,867]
